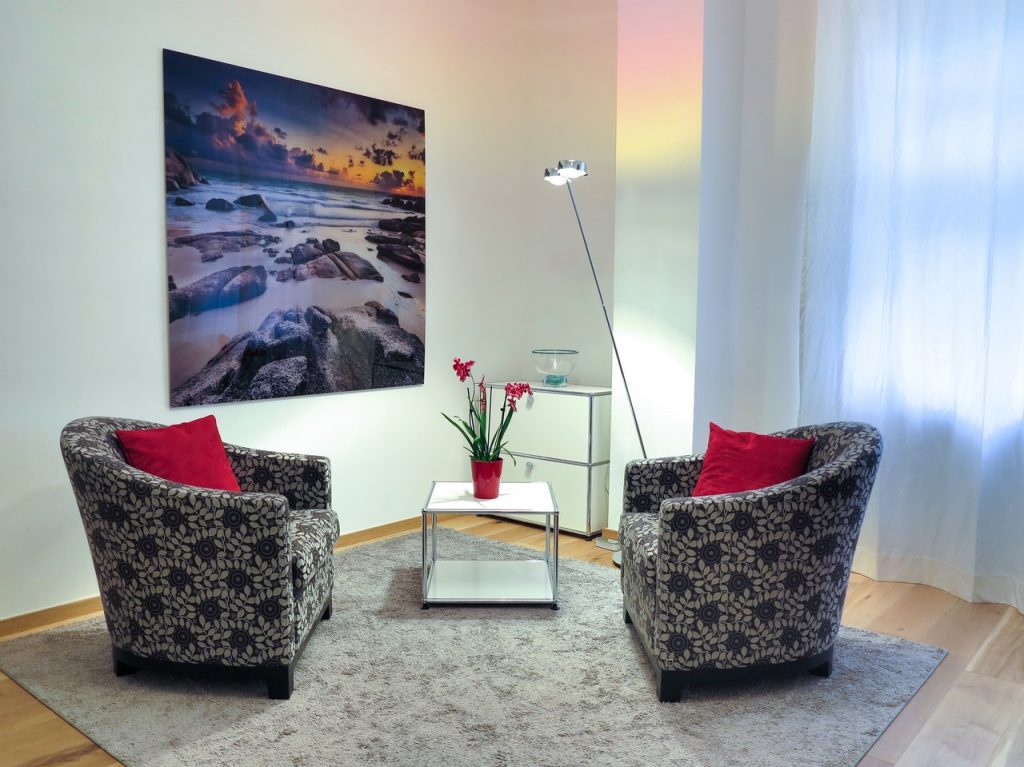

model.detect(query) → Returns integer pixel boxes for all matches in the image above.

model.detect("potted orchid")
[443,357,533,499]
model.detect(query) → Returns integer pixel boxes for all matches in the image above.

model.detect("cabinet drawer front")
[497,457,609,536]
[494,389,604,463]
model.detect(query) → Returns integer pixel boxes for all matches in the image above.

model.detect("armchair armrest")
[225,443,331,510]
[622,454,704,515]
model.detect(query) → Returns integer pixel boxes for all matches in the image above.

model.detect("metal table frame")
[421,481,559,609]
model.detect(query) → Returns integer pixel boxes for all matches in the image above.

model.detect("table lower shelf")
[423,559,556,605]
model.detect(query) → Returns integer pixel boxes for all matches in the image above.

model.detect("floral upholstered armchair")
[59,416,339,699]
[619,422,882,701]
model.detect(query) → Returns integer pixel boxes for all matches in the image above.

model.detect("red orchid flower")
[443,356,532,463]
[452,357,475,382]
[505,382,534,412]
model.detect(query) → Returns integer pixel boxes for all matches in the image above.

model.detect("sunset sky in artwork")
[163,50,425,196]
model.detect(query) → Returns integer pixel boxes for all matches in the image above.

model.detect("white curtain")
[800,1,1024,611]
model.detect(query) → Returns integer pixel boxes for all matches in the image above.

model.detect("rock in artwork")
[163,49,425,406]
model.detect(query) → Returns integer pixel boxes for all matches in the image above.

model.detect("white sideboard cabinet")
[486,383,611,537]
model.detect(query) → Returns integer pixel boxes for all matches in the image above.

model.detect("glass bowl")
[532,349,578,387]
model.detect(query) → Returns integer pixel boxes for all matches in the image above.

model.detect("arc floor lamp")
[544,160,646,560]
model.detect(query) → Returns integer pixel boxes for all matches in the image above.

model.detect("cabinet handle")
[525,461,534,477]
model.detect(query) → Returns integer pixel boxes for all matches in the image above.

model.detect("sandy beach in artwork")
[167,174,425,389]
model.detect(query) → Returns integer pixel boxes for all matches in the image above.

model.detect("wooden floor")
[1,515,1022,767]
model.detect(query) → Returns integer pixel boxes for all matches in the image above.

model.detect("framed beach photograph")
[163,49,425,406]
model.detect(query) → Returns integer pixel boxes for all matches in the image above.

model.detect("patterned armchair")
[620,422,882,701]
[59,417,339,699]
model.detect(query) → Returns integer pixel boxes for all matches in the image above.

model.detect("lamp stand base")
[594,536,622,568]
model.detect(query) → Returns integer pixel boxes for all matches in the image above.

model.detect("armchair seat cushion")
[290,508,341,590]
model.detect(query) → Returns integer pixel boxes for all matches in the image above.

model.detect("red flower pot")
[470,459,503,499]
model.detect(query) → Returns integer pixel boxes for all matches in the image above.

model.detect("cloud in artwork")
[212,80,257,134]
[363,144,398,166]
[363,97,388,126]
[194,111,234,135]
[267,142,289,162]
[293,150,315,168]
[168,80,328,180]
[235,131,258,151]
[164,92,193,127]
[371,169,413,190]
[163,57,425,193]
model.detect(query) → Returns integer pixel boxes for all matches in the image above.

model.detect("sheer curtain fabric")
[800,1,1024,610]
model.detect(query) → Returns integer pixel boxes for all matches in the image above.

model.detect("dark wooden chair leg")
[322,596,333,621]
[113,650,138,677]
[266,665,294,700]
[809,659,833,678]
[656,670,684,702]
[114,659,139,677]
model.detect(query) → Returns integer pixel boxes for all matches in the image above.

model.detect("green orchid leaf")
[442,413,477,449]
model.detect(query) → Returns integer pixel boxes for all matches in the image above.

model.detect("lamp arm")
[565,182,647,460]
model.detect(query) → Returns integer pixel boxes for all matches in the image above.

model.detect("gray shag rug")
[0,530,945,767]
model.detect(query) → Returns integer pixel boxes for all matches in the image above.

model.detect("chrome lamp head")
[543,159,588,185]
[543,167,568,186]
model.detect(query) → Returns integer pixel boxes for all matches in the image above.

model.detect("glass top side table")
[421,481,559,609]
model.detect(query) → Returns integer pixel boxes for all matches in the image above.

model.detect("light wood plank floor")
[1,515,1022,767]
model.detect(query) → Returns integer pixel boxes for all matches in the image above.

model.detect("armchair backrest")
[61,416,163,474]
[774,421,882,488]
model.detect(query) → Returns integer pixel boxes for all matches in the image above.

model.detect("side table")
[486,383,611,537]
[421,481,559,609]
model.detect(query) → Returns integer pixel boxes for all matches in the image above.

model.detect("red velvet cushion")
[692,422,815,496]
[116,415,241,492]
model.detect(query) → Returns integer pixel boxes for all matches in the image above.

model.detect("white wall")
[521,5,618,375]
[608,0,704,529]
[692,0,817,446]
[0,0,616,619]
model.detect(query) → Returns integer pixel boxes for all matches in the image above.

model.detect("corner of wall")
[609,0,704,529]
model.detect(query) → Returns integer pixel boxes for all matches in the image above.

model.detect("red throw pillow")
[116,415,241,492]
[692,422,815,496]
